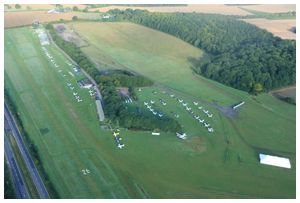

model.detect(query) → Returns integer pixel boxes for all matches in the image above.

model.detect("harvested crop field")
[90,4,252,16]
[271,86,296,100]
[4,11,95,28]
[5,4,87,11]
[240,4,296,13]
[5,11,75,28]
[242,18,296,40]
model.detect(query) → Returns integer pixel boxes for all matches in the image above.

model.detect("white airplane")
[208,128,214,132]
[183,103,187,107]
[158,114,163,117]
[73,92,78,96]
[75,96,80,99]
[207,114,213,118]
[82,169,87,175]
[178,99,183,103]
[147,106,150,109]
[195,116,199,119]
[198,106,203,110]
[204,123,210,127]
[186,107,191,111]
[203,110,209,114]
[113,131,119,137]
[144,102,148,105]
[86,169,90,174]
[77,99,82,102]
[199,119,204,123]
[67,83,71,86]
[193,102,198,105]
[170,94,175,97]
[162,102,166,106]
[70,86,74,90]
[118,144,125,149]
[153,112,157,115]
[150,100,155,104]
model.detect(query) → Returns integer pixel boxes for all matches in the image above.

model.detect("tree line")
[47,24,182,132]
[106,9,296,93]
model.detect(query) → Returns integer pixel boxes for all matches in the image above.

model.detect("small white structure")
[259,154,291,169]
[233,101,245,110]
[152,132,160,136]
[193,101,198,105]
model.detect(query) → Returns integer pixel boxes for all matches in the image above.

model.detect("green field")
[4,23,296,198]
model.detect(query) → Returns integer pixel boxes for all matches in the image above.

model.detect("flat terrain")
[271,86,296,100]
[242,18,296,40]
[5,4,87,11]
[4,11,99,28]
[240,4,296,13]
[4,22,296,198]
[90,4,252,16]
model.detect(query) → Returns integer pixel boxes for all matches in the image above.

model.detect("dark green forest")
[107,9,296,93]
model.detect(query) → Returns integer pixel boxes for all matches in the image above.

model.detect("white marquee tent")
[259,154,291,169]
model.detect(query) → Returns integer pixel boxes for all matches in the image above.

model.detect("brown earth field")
[239,4,296,13]
[89,4,253,16]
[242,18,296,40]
[271,86,296,100]
[4,11,92,28]
[5,4,87,11]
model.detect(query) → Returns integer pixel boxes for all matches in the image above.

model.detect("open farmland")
[271,86,296,101]
[4,11,77,28]
[4,21,295,198]
[5,4,87,11]
[242,18,296,40]
[89,4,252,16]
[4,11,100,28]
[240,4,296,13]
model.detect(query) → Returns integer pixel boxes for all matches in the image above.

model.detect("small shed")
[259,153,291,169]
[152,132,160,136]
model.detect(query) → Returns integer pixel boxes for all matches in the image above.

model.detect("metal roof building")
[259,153,291,169]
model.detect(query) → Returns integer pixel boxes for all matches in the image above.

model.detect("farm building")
[77,79,93,89]
[259,154,291,169]
[95,99,105,122]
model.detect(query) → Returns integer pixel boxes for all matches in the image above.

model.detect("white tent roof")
[259,154,291,169]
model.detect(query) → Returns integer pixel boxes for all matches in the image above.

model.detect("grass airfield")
[4,24,296,198]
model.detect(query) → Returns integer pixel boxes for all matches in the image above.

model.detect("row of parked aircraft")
[113,130,125,149]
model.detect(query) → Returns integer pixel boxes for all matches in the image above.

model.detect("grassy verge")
[7,132,40,198]
[4,159,17,199]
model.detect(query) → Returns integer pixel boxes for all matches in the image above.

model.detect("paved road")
[4,103,50,199]
[4,126,30,199]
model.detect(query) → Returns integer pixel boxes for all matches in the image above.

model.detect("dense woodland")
[47,24,181,132]
[107,9,296,93]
